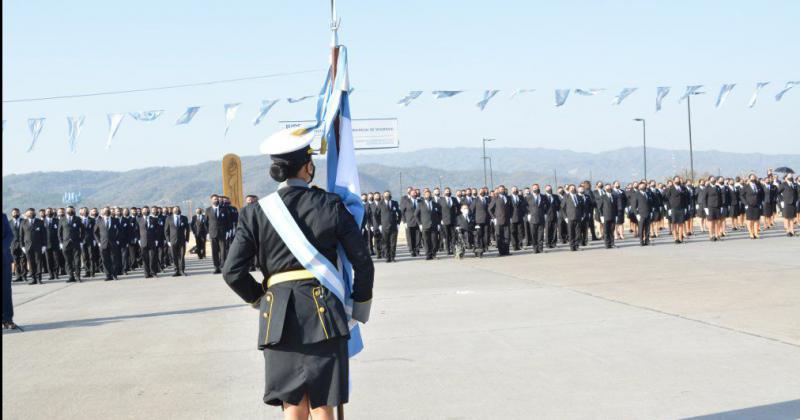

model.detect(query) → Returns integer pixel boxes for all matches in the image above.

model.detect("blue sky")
[2,0,798,175]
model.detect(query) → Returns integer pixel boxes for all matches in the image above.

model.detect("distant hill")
[3,147,797,212]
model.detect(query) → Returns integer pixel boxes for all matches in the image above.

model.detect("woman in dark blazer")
[741,174,764,239]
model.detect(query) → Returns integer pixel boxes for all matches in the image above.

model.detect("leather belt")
[267,269,315,288]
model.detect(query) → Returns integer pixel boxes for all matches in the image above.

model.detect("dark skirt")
[615,212,625,224]
[783,204,797,219]
[745,206,762,221]
[763,203,774,216]
[706,207,721,221]
[263,297,349,409]
[670,209,686,224]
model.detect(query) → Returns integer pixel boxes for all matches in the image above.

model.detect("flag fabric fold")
[575,88,604,96]
[67,115,85,153]
[287,95,315,103]
[748,82,770,108]
[129,110,164,122]
[775,81,799,101]
[476,90,500,111]
[715,84,736,108]
[223,103,241,138]
[509,89,535,99]
[397,91,423,107]
[679,85,705,103]
[253,99,280,126]
[611,87,637,105]
[656,86,670,111]
[106,113,125,149]
[27,118,46,152]
[555,89,570,106]
[176,106,201,125]
[431,90,463,99]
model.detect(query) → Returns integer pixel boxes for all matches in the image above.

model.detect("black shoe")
[145,275,153,278]
[105,277,113,281]
[675,240,681,244]
[66,278,76,283]
[27,278,37,285]
[213,269,221,274]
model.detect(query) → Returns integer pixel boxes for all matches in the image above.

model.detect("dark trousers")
[603,220,616,248]
[128,243,139,269]
[495,224,511,255]
[405,226,420,256]
[510,222,524,250]
[100,246,118,278]
[160,244,171,267]
[363,229,374,254]
[373,230,383,258]
[523,220,532,246]
[638,217,651,245]
[81,243,96,275]
[12,248,27,279]
[530,223,544,253]
[26,248,44,281]
[421,228,436,258]
[560,220,569,244]
[141,246,159,277]
[476,223,489,251]
[194,237,206,259]
[45,248,60,278]
[545,218,558,248]
[170,243,186,274]
[567,219,580,251]
[57,248,66,274]
[590,211,599,240]
[210,236,228,270]
[579,219,590,246]
[91,245,101,272]
[442,224,455,254]
[2,253,13,322]
[120,244,129,273]
[382,229,397,261]
[63,245,82,279]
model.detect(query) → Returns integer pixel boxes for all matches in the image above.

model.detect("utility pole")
[633,118,647,179]
[482,138,495,187]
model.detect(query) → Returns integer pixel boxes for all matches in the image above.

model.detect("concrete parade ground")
[3,227,800,420]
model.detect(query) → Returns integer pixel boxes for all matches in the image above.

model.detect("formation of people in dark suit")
[6,193,242,285]
[359,170,799,261]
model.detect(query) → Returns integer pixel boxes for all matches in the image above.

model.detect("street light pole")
[488,157,494,190]
[687,95,695,182]
[634,118,647,180]
[482,138,495,187]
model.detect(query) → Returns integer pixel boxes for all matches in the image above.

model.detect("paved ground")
[3,227,800,420]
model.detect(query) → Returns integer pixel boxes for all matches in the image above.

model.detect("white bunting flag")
[224,103,241,138]
[611,87,638,105]
[432,90,463,99]
[129,110,164,122]
[67,116,85,153]
[106,113,125,149]
[253,99,280,126]
[575,88,605,96]
[554,89,570,107]
[679,85,705,103]
[476,90,499,111]
[509,89,535,99]
[397,91,423,107]
[748,82,770,108]
[176,106,201,125]
[286,95,314,103]
[27,118,46,152]
[715,84,736,108]
[655,87,670,111]
[775,81,799,101]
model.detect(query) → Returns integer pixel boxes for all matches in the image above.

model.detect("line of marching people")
[6,194,242,285]
[359,171,799,261]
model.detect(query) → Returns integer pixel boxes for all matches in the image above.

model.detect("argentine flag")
[316,45,366,358]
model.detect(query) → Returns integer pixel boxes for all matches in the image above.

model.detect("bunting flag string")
[223,103,241,138]
[67,115,85,153]
[554,89,570,107]
[748,82,770,108]
[775,81,799,101]
[253,99,280,126]
[129,110,164,122]
[175,106,201,125]
[611,87,637,105]
[105,113,125,149]
[476,90,499,111]
[432,90,462,99]
[655,86,670,111]
[27,118,46,152]
[397,90,422,106]
[715,84,736,108]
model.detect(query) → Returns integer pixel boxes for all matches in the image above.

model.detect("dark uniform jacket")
[223,184,374,349]
[703,185,724,208]
[488,195,512,226]
[164,214,190,246]
[741,182,764,208]
[632,190,655,218]
[526,193,548,225]
[779,182,799,206]
[597,193,617,221]
[470,196,491,224]
[59,215,85,249]
[437,196,458,226]
[544,194,560,221]
[509,194,527,223]
[79,217,96,246]
[205,206,230,239]
[561,193,584,222]
[414,199,440,231]
[455,213,476,232]
[20,218,46,250]
[138,215,160,248]
[9,216,23,252]
[375,200,401,232]
[44,217,60,250]
[191,214,209,238]
[664,186,689,210]
[93,216,120,249]
[400,197,419,228]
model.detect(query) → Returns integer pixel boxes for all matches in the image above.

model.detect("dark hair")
[269,160,305,182]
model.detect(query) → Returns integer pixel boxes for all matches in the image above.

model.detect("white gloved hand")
[41,246,46,253]
[668,209,672,216]
[476,225,481,230]
[379,225,383,233]
[600,217,604,223]
[22,247,26,254]
[704,208,709,215]
[156,241,159,247]
[527,215,531,221]
[60,244,63,250]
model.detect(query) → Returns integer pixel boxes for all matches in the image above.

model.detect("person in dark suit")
[664,176,690,244]
[58,206,84,282]
[206,194,231,274]
[369,192,383,259]
[127,207,140,270]
[164,205,190,276]
[632,182,655,246]
[191,208,209,259]
[611,181,627,240]
[375,191,401,262]
[20,208,46,285]
[77,207,97,278]
[560,185,583,251]
[438,187,458,256]
[489,185,513,256]
[470,188,491,254]
[360,194,373,255]
[8,209,27,283]
[400,189,420,257]
[93,207,120,281]
[577,185,592,246]
[414,189,441,260]
[740,173,765,239]
[55,208,68,276]
[526,184,547,253]
[701,176,724,241]
[509,187,527,251]
[597,184,617,249]
[543,185,560,249]
[138,206,160,278]
[763,175,778,229]
[113,207,129,275]
[2,212,18,329]
[778,173,798,236]
[42,208,61,280]
[454,203,478,258]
